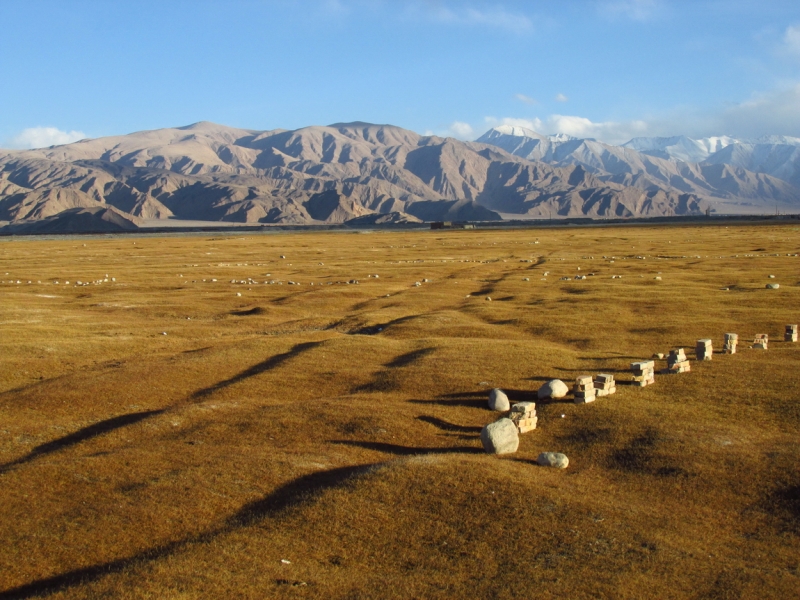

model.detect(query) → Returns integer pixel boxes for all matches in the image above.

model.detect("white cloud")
[514,93,537,105]
[597,0,663,22]
[484,117,544,132]
[447,121,474,139]
[711,82,800,139]
[407,3,533,33]
[469,80,800,146]
[546,114,648,142]
[555,93,568,103]
[484,114,646,143]
[782,25,800,56]
[9,127,86,149]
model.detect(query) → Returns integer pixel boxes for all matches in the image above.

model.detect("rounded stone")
[537,379,569,400]
[480,418,519,455]
[766,283,780,289]
[536,452,569,468]
[488,388,510,412]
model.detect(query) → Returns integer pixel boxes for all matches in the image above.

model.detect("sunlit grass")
[0,223,798,598]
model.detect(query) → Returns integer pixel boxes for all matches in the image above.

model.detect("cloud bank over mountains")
[9,127,87,150]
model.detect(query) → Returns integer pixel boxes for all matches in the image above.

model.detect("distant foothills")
[1,121,799,231]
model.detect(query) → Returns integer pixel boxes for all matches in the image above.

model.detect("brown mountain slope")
[0,122,718,225]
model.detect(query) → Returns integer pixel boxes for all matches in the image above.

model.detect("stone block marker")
[753,333,769,350]
[488,388,510,412]
[537,379,569,400]
[536,452,569,469]
[631,360,655,387]
[573,375,596,404]
[480,418,520,455]
[665,348,691,373]
[696,339,713,361]
[723,333,738,354]
[786,324,798,342]
[509,402,538,433]
[594,373,616,397]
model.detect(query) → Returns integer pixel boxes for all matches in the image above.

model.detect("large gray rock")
[537,379,569,400]
[536,452,569,468]
[488,388,510,412]
[480,418,519,454]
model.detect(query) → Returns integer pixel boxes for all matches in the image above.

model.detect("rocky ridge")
[1,121,797,228]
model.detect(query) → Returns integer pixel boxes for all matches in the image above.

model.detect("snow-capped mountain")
[622,135,740,163]
[753,135,800,146]
[618,135,800,186]
[476,126,800,213]
[703,141,800,187]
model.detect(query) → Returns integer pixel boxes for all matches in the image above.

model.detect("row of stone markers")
[627,324,800,381]
[480,324,797,463]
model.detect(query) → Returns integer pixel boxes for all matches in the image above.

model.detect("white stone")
[536,452,569,468]
[480,419,519,455]
[488,388,510,412]
[766,283,780,289]
[538,379,569,400]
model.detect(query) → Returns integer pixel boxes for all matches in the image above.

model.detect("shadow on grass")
[409,387,535,408]
[606,429,691,478]
[577,355,646,362]
[330,440,482,456]
[0,409,165,475]
[0,464,379,599]
[523,375,555,383]
[408,398,486,408]
[415,415,482,433]
[766,483,800,532]
[335,315,418,336]
[191,341,321,399]
[384,347,436,368]
[229,306,266,316]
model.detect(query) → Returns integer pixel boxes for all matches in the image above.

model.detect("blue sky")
[2,0,800,148]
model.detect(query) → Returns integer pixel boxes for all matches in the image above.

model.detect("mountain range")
[1,121,798,230]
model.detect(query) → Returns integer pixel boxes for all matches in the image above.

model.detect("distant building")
[430,221,475,230]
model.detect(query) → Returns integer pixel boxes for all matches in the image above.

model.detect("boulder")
[480,418,519,454]
[766,283,780,289]
[536,452,569,468]
[488,388,510,412]
[537,379,569,400]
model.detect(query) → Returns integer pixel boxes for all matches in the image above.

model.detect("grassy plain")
[0,222,799,599]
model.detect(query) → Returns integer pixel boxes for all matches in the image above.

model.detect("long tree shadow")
[191,341,321,399]
[415,415,482,433]
[0,409,165,475]
[0,463,379,599]
[330,440,482,455]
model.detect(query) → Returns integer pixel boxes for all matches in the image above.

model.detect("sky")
[2,0,800,148]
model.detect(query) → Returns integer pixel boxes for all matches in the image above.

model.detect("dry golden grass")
[0,223,799,599]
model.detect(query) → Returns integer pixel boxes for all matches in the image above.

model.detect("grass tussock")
[0,223,799,598]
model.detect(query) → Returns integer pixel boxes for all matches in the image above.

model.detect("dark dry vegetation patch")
[0,223,799,598]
